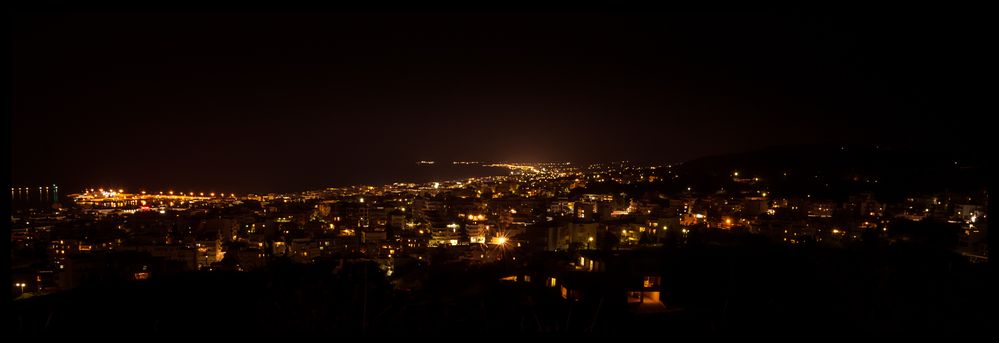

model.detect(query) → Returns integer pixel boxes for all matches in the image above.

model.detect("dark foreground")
[9,244,993,334]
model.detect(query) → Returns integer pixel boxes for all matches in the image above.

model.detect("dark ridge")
[675,144,987,201]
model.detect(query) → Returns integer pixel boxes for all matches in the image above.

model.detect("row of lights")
[11,186,58,190]
[86,188,237,197]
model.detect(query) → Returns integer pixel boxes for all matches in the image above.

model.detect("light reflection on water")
[10,185,61,209]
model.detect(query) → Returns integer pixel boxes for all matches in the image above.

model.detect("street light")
[15,282,25,294]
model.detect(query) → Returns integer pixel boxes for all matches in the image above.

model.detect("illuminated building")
[547,222,599,251]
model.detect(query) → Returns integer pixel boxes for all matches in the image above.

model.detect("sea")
[11,162,511,209]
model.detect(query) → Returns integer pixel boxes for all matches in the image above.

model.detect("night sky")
[10,10,985,193]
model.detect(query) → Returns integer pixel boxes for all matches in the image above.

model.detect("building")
[547,222,600,251]
[195,239,223,269]
[743,197,769,216]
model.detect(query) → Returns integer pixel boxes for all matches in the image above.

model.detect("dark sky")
[10,10,986,193]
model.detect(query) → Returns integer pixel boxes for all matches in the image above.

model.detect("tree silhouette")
[596,230,619,251]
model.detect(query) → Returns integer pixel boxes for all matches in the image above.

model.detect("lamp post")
[495,236,509,261]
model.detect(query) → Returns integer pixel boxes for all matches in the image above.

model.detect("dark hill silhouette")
[673,144,987,201]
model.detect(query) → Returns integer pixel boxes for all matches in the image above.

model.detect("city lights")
[7,10,989,335]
